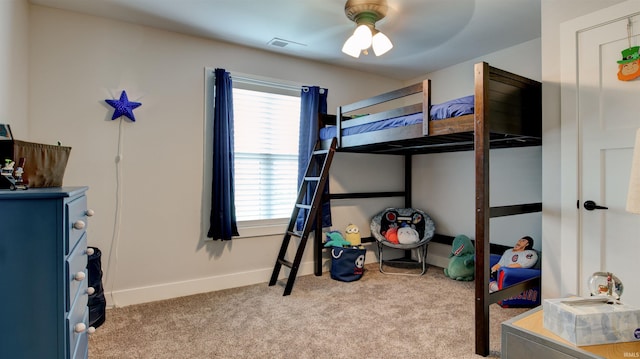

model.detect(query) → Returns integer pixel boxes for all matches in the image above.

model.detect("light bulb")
[342,34,361,58]
[353,24,372,50]
[372,31,393,56]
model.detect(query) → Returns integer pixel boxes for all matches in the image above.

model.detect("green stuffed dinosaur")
[444,234,475,281]
[324,231,351,248]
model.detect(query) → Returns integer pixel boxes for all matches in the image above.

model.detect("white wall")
[27,5,403,307]
[406,39,541,102]
[0,0,29,137]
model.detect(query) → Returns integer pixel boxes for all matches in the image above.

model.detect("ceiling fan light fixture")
[342,0,392,58]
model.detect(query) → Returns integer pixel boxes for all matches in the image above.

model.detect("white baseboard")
[106,256,379,308]
[106,261,312,307]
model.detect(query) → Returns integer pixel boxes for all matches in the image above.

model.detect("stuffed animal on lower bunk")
[444,234,475,281]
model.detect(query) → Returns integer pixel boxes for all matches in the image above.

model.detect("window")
[205,69,301,237]
[233,83,300,223]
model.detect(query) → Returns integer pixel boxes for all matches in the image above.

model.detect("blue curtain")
[296,86,331,230]
[207,68,239,240]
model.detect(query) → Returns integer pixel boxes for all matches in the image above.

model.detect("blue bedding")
[320,95,474,140]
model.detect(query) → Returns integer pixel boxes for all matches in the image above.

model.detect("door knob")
[584,200,608,211]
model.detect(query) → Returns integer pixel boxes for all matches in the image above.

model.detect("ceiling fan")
[341,0,393,58]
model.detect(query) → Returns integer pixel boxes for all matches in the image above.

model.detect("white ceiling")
[29,0,541,81]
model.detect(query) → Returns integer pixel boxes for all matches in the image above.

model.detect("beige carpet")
[89,263,527,359]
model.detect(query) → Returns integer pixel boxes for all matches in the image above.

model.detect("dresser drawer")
[67,233,88,311]
[68,305,89,359]
[66,195,88,255]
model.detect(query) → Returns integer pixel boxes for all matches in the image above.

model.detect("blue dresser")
[0,187,94,359]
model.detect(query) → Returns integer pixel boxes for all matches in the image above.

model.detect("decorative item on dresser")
[0,187,95,359]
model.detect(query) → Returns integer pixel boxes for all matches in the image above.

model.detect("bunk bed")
[317,62,542,357]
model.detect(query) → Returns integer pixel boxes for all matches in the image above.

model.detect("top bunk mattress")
[320,95,474,140]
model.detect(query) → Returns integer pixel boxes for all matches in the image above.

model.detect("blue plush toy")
[444,234,475,281]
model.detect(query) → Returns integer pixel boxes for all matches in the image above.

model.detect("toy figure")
[489,236,538,292]
[444,234,475,281]
[2,159,14,173]
[491,236,537,273]
[14,166,23,183]
[344,223,362,246]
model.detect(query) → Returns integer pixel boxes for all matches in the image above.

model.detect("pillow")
[430,95,474,120]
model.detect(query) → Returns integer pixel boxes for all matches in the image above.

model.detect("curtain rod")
[235,76,326,94]
[209,67,325,94]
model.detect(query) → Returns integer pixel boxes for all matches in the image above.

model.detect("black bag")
[330,247,366,282]
[87,246,106,328]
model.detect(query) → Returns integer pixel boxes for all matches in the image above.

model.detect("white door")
[562,2,640,307]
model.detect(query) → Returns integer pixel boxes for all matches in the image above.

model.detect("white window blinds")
[233,85,300,222]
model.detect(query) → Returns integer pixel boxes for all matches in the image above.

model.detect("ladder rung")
[296,204,312,210]
[304,176,320,182]
[312,149,329,156]
[278,259,293,268]
[287,230,302,238]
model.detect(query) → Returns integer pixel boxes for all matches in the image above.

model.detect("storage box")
[543,298,640,346]
[0,139,71,188]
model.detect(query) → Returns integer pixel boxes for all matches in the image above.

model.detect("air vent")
[267,38,307,48]
[268,38,289,47]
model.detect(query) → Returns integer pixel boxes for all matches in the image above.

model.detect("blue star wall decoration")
[105,90,142,122]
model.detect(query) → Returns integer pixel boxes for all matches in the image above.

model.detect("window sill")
[236,219,289,239]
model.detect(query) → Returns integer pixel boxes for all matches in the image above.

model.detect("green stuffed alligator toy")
[444,234,475,281]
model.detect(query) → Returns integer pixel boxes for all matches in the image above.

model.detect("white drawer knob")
[73,271,86,281]
[86,247,95,256]
[74,323,86,333]
[88,326,96,334]
[86,209,95,217]
[86,287,95,295]
[73,220,85,230]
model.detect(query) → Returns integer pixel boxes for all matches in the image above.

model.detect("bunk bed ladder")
[268,138,337,296]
